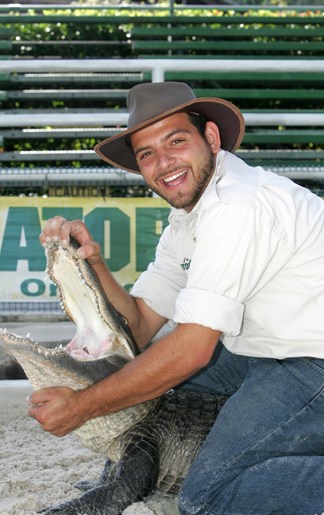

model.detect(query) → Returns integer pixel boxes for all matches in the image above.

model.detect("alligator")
[0,238,228,515]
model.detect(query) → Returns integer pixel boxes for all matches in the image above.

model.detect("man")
[30,82,324,514]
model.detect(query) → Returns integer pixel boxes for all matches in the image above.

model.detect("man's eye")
[138,151,151,160]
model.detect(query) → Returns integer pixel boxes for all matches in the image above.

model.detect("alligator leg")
[39,430,160,515]
[75,458,113,492]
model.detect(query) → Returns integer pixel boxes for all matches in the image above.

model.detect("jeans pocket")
[281,357,324,392]
[301,356,324,376]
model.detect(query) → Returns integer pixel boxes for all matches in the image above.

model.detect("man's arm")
[28,323,221,436]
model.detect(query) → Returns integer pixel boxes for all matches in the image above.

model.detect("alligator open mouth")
[45,237,139,362]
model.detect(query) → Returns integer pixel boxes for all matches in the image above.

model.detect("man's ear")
[205,121,221,153]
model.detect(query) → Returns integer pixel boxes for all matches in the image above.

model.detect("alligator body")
[0,238,227,515]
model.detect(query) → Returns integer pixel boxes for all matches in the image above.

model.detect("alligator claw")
[75,458,113,491]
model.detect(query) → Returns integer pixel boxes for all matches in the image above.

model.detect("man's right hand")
[39,216,102,266]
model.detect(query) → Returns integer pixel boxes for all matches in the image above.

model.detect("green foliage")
[2,4,323,61]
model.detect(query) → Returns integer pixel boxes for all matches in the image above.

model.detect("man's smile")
[162,169,188,187]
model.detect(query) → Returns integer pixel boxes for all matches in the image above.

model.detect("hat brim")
[94,97,245,175]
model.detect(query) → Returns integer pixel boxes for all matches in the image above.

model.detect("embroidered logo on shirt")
[181,258,191,271]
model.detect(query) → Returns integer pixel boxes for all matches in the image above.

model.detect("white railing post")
[151,65,165,83]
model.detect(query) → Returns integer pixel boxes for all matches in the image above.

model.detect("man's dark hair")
[188,112,207,138]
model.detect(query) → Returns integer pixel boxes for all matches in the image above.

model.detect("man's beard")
[149,150,215,210]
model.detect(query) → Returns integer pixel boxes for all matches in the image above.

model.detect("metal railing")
[0,3,322,15]
[1,58,324,84]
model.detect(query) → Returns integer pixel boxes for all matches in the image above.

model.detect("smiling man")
[30,82,324,515]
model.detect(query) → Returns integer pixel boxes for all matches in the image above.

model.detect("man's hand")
[39,216,102,266]
[27,387,89,437]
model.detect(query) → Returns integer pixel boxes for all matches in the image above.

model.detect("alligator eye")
[116,310,128,326]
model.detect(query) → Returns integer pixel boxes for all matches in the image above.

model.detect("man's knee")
[178,472,218,515]
[178,467,238,515]
[178,478,203,514]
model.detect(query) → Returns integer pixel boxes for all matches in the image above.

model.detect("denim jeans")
[178,343,324,515]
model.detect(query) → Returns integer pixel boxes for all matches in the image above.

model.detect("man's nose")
[156,150,176,170]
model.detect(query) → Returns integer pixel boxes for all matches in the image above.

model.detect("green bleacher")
[0,3,323,195]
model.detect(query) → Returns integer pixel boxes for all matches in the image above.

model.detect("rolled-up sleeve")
[131,263,184,320]
[174,288,244,335]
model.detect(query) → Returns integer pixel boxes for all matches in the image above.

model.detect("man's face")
[130,113,219,212]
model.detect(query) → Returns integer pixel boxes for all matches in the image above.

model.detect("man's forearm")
[79,323,221,419]
[28,323,221,437]
[92,259,139,327]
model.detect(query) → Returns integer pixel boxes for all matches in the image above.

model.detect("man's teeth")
[164,170,186,183]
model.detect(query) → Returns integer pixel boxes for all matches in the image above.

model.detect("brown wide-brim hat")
[94,82,245,175]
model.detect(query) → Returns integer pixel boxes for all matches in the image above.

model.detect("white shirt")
[131,150,324,359]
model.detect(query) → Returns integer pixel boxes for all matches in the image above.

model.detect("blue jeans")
[178,343,324,515]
